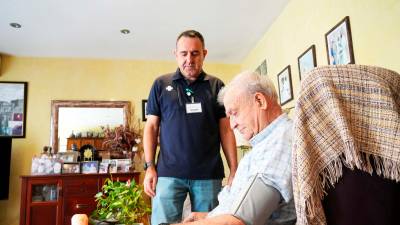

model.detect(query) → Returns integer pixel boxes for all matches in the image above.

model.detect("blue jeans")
[151,177,222,225]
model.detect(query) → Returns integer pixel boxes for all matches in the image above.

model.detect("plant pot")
[89,216,143,225]
[89,216,118,225]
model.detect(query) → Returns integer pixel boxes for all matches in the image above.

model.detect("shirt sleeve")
[259,122,294,203]
[146,79,161,116]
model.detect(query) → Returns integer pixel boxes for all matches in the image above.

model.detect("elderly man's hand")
[182,212,208,223]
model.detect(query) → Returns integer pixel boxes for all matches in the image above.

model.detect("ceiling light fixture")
[120,29,130,34]
[10,23,22,28]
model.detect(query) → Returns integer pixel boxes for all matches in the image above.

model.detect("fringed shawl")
[292,65,400,225]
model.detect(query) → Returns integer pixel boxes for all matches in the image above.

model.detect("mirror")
[51,100,131,153]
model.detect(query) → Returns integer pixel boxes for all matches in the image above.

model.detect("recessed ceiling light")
[10,23,22,28]
[120,29,130,34]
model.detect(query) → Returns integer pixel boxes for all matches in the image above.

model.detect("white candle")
[71,214,88,225]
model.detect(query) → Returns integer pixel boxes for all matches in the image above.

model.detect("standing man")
[143,30,238,225]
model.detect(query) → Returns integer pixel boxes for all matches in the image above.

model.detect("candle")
[71,214,88,225]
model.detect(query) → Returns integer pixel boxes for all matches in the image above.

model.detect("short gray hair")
[218,71,278,105]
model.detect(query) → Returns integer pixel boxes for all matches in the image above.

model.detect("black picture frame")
[142,99,148,121]
[297,45,317,80]
[0,81,28,138]
[277,65,293,106]
[325,16,355,65]
[255,59,267,76]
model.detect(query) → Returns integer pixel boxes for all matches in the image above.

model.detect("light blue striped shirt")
[209,114,296,225]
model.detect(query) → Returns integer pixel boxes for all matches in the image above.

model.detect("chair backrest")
[292,65,400,225]
[322,165,400,225]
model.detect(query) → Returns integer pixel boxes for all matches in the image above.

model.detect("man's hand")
[182,212,208,223]
[143,166,157,197]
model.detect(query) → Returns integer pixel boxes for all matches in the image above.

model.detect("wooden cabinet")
[20,172,139,225]
[66,137,105,151]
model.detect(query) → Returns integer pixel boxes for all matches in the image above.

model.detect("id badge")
[186,103,202,114]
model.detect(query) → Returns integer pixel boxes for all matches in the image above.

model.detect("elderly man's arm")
[176,176,281,225]
[173,214,245,225]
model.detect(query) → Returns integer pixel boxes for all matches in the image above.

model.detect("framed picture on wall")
[277,66,293,106]
[0,81,28,138]
[325,16,355,65]
[255,59,267,76]
[297,45,317,80]
[142,99,148,121]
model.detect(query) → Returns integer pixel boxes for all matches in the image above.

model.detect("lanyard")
[185,88,195,103]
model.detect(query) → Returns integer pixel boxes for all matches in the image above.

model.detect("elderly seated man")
[161,71,296,225]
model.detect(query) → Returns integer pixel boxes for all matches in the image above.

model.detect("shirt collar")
[249,113,288,147]
[172,68,209,82]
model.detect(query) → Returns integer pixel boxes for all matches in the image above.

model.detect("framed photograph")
[116,159,132,173]
[109,159,118,173]
[142,99,148,121]
[98,162,109,174]
[277,65,293,106]
[62,162,80,174]
[325,16,355,65]
[0,81,28,138]
[57,151,79,163]
[81,161,99,174]
[255,59,267,76]
[297,45,317,80]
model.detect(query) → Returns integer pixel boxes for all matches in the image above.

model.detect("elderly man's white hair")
[218,71,278,105]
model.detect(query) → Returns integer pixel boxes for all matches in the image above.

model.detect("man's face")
[224,92,258,141]
[174,36,207,81]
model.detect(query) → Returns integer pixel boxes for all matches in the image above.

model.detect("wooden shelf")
[66,137,105,151]
[20,172,140,225]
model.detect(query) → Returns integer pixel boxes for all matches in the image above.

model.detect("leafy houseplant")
[102,125,141,152]
[91,178,150,225]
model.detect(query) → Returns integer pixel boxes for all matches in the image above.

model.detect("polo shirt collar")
[172,68,209,82]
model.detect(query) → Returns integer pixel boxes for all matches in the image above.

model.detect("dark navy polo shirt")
[146,69,226,179]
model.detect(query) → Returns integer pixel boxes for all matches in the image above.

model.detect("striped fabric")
[292,65,400,225]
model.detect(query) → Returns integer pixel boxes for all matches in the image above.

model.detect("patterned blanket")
[292,65,400,224]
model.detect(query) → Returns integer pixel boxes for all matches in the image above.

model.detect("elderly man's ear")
[254,92,268,109]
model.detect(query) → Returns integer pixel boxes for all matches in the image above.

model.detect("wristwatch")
[143,161,154,170]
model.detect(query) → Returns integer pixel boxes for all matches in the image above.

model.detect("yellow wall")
[242,0,400,110]
[0,56,240,225]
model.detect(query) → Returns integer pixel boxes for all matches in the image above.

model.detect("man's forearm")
[143,115,160,163]
[219,118,238,173]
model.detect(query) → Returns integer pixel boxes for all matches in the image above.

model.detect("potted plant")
[101,125,141,159]
[90,178,151,225]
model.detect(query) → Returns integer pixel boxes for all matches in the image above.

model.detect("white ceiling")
[0,0,289,64]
